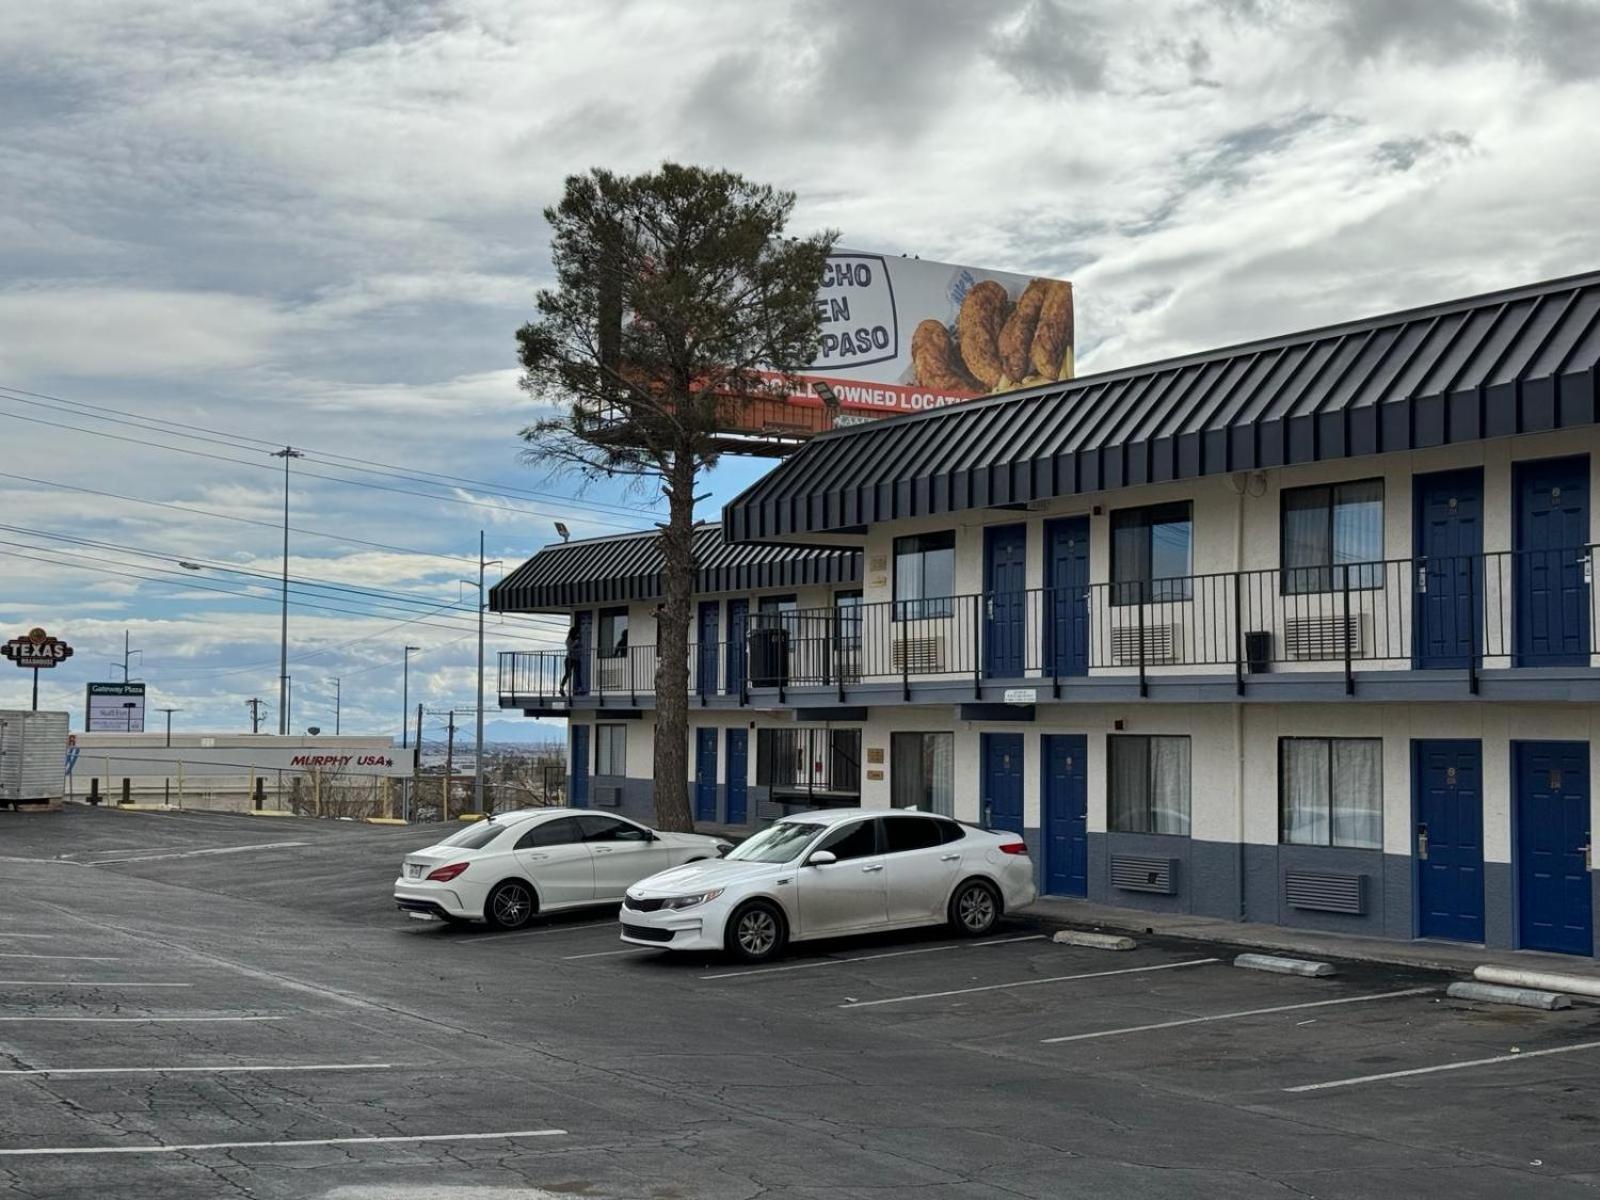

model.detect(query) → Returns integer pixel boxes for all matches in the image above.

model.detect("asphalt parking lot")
[4,807,1600,1199]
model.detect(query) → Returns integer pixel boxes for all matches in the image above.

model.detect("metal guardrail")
[499,548,1599,703]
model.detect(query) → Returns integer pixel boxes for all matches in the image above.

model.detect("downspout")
[1231,474,1249,921]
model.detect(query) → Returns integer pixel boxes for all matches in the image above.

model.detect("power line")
[0,382,664,518]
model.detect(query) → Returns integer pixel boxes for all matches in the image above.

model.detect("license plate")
[407,864,422,879]
[407,911,434,921]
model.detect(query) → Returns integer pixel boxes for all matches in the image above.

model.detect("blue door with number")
[1046,517,1090,678]
[724,599,749,696]
[697,602,720,695]
[1414,469,1483,670]
[1413,739,1483,942]
[1516,741,1592,955]
[694,727,718,823]
[984,524,1028,678]
[1043,734,1087,896]
[573,610,593,697]
[1515,456,1589,666]
[725,728,748,825]
[982,732,1024,835]
[569,725,590,808]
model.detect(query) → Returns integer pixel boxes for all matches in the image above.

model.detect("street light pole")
[157,707,180,747]
[467,533,502,816]
[333,677,341,736]
[271,446,302,735]
[401,645,420,747]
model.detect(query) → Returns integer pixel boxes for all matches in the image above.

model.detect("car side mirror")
[807,850,837,867]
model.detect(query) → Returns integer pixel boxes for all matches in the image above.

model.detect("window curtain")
[1109,737,1151,832]
[1334,480,1384,589]
[1331,738,1382,849]
[1283,487,1331,594]
[928,733,954,817]
[1150,737,1191,834]
[890,734,920,808]
[1281,738,1329,845]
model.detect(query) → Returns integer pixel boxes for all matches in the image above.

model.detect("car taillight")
[426,862,469,882]
[999,842,1029,856]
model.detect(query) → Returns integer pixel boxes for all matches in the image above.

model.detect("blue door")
[569,725,590,808]
[697,602,720,695]
[573,611,593,697]
[725,599,749,696]
[984,524,1028,678]
[1046,517,1091,678]
[725,728,748,825]
[981,732,1024,834]
[1413,739,1484,942]
[1515,456,1589,666]
[1516,741,1592,955]
[1413,469,1483,670]
[1043,734,1088,896]
[694,727,719,823]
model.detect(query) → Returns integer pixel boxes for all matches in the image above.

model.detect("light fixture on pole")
[401,646,420,748]
[271,446,303,735]
[157,707,181,747]
[554,522,570,542]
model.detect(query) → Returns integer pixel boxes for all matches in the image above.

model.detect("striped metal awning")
[723,271,1600,541]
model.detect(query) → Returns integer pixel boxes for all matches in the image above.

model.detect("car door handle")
[940,854,960,862]
[524,853,548,861]
[861,864,884,873]
[593,846,613,854]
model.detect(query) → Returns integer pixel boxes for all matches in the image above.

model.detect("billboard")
[86,682,146,732]
[722,251,1073,441]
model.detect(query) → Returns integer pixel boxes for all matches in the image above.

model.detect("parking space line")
[0,954,121,962]
[458,922,616,944]
[0,981,191,988]
[0,1063,399,1077]
[702,934,1051,981]
[0,1016,283,1023]
[87,841,309,865]
[560,948,653,960]
[0,935,55,941]
[1284,1040,1600,1093]
[838,957,1222,1008]
[1041,987,1435,1044]
[0,1128,569,1157]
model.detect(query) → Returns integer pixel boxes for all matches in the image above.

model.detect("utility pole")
[245,698,265,734]
[401,645,419,747]
[475,531,486,815]
[285,675,293,733]
[443,709,457,822]
[157,707,180,747]
[111,630,141,681]
[271,446,302,734]
[408,701,422,822]
[333,677,341,736]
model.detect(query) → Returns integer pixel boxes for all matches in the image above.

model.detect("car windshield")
[724,820,823,863]
[435,822,508,850]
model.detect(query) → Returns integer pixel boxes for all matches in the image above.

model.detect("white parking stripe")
[838,957,1222,1008]
[458,922,617,943]
[1284,1040,1600,1093]
[0,981,191,988]
[0,1016,281,1023]
[0,954,121,962]
[88,841,309,865]
[0,935,55,941]
[701,934,1049,981]
[560,948,653,960]
[1041,987,1436,1044]
[0,1129,568,1157]
[0,1063,398,1077]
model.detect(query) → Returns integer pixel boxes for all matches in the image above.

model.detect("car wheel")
[726,900,785,964]
[485,880,537,930]
[949,879,1000,937]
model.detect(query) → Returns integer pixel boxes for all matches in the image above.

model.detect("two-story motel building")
[491,270,1600,958]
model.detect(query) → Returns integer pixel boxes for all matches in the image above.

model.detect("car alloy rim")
[959,887,995,930]
[738,910,776,956]
[495,886,530,924]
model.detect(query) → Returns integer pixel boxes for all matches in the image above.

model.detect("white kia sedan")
[619,808,1037,963]
[394,809,731,929]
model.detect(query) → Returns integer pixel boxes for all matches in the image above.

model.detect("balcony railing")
[498,548,1600,705]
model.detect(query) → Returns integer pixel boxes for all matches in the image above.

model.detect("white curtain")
[1109,737,1149,832]
[1150,737,1191,835]
[928,734,954,816]
[1331,738,1382,849]
[1281,739,1329,845]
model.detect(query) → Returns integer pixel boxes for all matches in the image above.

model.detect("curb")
[1448,981,1570,1010]
[363,817,409,826]
[112,803,180,812]
[247,809,299,818]
[1235,953,1337,978]
[1053,930,1136,951]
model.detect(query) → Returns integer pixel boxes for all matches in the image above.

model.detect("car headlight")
[664,888,725,910]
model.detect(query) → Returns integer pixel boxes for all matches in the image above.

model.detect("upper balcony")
[500,547,1600,712]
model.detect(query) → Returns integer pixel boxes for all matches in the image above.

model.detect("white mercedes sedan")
[394,808,731,929]
[618,808,1037,963]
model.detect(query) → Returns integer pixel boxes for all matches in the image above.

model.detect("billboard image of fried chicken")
[912,276,1074,396]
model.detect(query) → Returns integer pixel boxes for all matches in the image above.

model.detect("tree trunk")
[651,447,697,832]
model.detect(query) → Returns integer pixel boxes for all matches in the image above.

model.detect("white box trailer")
[0,710,69,807]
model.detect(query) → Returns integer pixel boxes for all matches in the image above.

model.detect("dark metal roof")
[723,271,1600,541]
[489,524,860,612]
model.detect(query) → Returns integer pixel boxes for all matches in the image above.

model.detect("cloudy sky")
[3,0,1598,741]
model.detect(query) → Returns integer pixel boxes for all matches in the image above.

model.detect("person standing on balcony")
[558,622,582,699]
